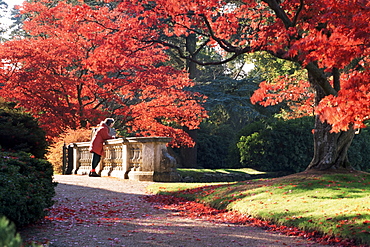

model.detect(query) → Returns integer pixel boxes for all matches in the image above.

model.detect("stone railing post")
[101,138,129,179]
[126,137,180,182]
[71,142,91,175]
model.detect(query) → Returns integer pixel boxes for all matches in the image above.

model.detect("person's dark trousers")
[91,152,101,170]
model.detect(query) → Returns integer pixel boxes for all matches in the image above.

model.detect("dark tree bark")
[179,33,198,168]
[306,71,355,171]
[179,126,198,168]
[307,115,355,170]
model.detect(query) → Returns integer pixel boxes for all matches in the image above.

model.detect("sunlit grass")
[147,171,370,245]
[147,182,222,194]
[178,168,267,175]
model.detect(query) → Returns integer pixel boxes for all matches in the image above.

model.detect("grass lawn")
[147,169,370,245]
[177,168,267,176]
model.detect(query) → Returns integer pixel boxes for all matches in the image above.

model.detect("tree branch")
[262,0,293,28]
[193,38,211,57]
[332,67,340,92]
[147,11,257,66]
[306,62,337,96]
[292,0,304,26]
[199,13,240,53]
[146,39,244,65]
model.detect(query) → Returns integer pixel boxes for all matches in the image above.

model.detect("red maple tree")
[128,0,369,171]
[0,0,207,147]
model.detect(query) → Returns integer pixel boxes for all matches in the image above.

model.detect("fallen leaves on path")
[144,194,366,247]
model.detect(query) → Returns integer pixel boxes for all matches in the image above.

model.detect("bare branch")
[193,38,211,57]
[262,0,293,28]
[145,39,243,65]
[333,67,340,92]
[306,62,337,96]
[292,0,304,26]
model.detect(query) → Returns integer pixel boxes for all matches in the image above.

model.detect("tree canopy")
[0,0,207,146]
[129,0,369,170]
[135,0,369,132]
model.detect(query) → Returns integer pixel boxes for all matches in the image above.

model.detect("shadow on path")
[20,175,327,247]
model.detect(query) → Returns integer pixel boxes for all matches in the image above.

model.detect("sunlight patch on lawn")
[148,171,370,245]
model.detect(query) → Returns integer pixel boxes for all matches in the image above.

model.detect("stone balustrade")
[66,137,180,182]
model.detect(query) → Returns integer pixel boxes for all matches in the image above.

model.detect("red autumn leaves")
[145,194,360,246]
[0,1,207,146]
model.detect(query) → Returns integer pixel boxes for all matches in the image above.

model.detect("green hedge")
[0,101,48,158]
[0,151,56,227]
[349,128,370,172]
[237,117,314,173]
[197,123,234,168]
[237,117,370,173]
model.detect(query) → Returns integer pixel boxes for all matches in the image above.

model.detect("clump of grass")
[148,170,370,245]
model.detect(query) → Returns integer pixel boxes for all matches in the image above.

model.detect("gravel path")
[20,175,329,247]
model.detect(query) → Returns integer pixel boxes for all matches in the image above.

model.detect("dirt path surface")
[20,175,329,247]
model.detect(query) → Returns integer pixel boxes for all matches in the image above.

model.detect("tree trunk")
[306,115,355,170]
[179,126,198,168]
[179,33,198,168]
[306,70,355,171]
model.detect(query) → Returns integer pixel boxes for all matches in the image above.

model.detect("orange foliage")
[46,128,91,174]
[317,69,370,132]
[251,76,314,119]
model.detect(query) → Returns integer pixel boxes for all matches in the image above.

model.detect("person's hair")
[104,118,115,126]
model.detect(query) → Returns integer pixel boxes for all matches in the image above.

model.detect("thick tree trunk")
[306,115,355,170]
[179,34,198,168]
[306,70,355,171]
[179,126,198,168]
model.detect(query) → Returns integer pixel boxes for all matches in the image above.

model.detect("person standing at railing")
[88,118,116,177]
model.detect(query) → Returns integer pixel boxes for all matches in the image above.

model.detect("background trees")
[0,0,8,40]
[191,76,278,168]
[134,0,369,171]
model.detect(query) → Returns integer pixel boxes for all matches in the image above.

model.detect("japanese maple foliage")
[122,0,370,169]
[0,0,207,146]
[251,75,314,119]
[135,0,369,132]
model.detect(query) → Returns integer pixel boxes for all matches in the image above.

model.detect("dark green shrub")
[197,124,233,168]
[0,151,56,227]
[0,216,22,247]
[0,101,48,158]
[237,117,314,173]
[236,116,370,173]
[349,128,370,172]
[228,119,268,168]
